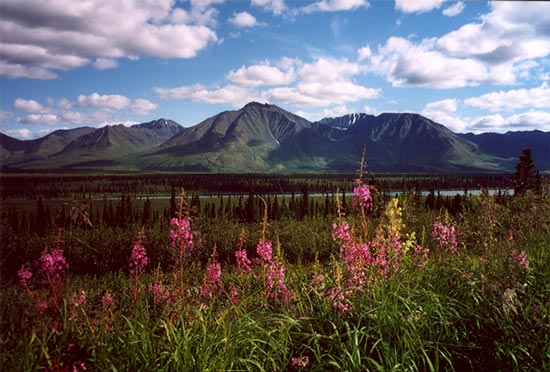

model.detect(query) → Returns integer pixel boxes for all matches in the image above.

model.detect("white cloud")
[369,37,512,88]
[131,99,158,115]
[157,57,379,108]
[357,45,372,61]
[300,0,369,14]
[13,98,48,113]
[471,111,550,133]
[425,99,458,113]
[0,61,57,79]
[366,2,550,89]
[155,84,261,107]
[228,12,260,27]
[226,63,296,87]
[464,84,550,112]
[436,2,550,65]
[93,58,118,70]
[251,0,287,15]
[17,114,60,125]
[0,0,220,79]
[442,1,464,17]
[77,93,132,111]
[394,0,445,14]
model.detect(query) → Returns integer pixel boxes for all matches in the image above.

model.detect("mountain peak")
[242,101,273,110]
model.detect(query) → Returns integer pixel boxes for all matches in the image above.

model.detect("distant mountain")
[1,119,183,169]
[138,102,312,172]
[1,127,96,165]
[1,103,548,173]
[460,131,550,171]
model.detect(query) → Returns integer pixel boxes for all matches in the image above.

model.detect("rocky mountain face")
[1,102,548,173]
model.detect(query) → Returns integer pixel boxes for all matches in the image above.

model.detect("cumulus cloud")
[300,0,369,14]
[17,114,60,125]
[357,45,372,61]
[13,98,48,113]
[251,0,287,15]
[77,93,132,111]
[131,99,158,115]
[9,93,158,128]
[156,57,379,108]
[425,99,458,113]
[365,2,550,89]
[0,0,219,79]
[394,0,445,14]
[471,111,550,133]
[463,84,550,112]
[226,62,296,87]
[369,37,507,88]
[93,58,118,70]
[155,84,262,107]
[442,1,464,17]
[436,2,550,65]
[228,12,261,27]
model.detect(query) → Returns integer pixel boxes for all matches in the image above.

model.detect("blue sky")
[1,0,549,140]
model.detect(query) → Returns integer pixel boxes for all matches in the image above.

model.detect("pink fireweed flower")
[352,179,373,212]
[331,221,351,245]
[18,266,32,286]
[325,286,353,315]
[310,273,325,291]
[129,238,148,274]
[432,219,458,253]
[169,217,194,257]
[235,248,252,273]
[39,248,68,279]
[266,261,290,302]
[229,287,239,305]
[512,250,529,270]
[148,284,171,303]
[71,290,87,308]
[200,262,222,299]
[256,238,273,263]
[291,356,310,368]
[101,291,114,310]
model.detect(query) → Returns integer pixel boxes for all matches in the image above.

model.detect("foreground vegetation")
[1,171,549,371]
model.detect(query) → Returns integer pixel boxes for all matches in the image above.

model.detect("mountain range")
[1,102,549,173]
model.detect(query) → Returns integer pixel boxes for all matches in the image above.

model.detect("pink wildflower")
[331,221,351,244]
[18,266,32,286]
[291,356,310,368]
[256,239,273,263]
[200,262,222,299]
[512,250,529,270]
[39,248,68,279]
[148,284,171,303]
[101,291,114,310]
[266,261,290,302]
[71,290,87,308]
[432,219,458,253]
[310,273,325,290]
[169,217,194,256]
[352,180,373,212]
[235,248,252,273]
[129,233,148,274]
[326,286,353,315]
[229,287,239,305]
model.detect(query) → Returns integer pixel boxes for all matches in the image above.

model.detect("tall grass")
[1,189,549,371]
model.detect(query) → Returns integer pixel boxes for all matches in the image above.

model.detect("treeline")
[0,173,515,199]
[2,186,489,238]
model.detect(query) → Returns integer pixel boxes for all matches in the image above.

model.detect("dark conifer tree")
[514,148,540,195]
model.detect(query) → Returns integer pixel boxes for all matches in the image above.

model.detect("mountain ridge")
[1,102,548,173]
